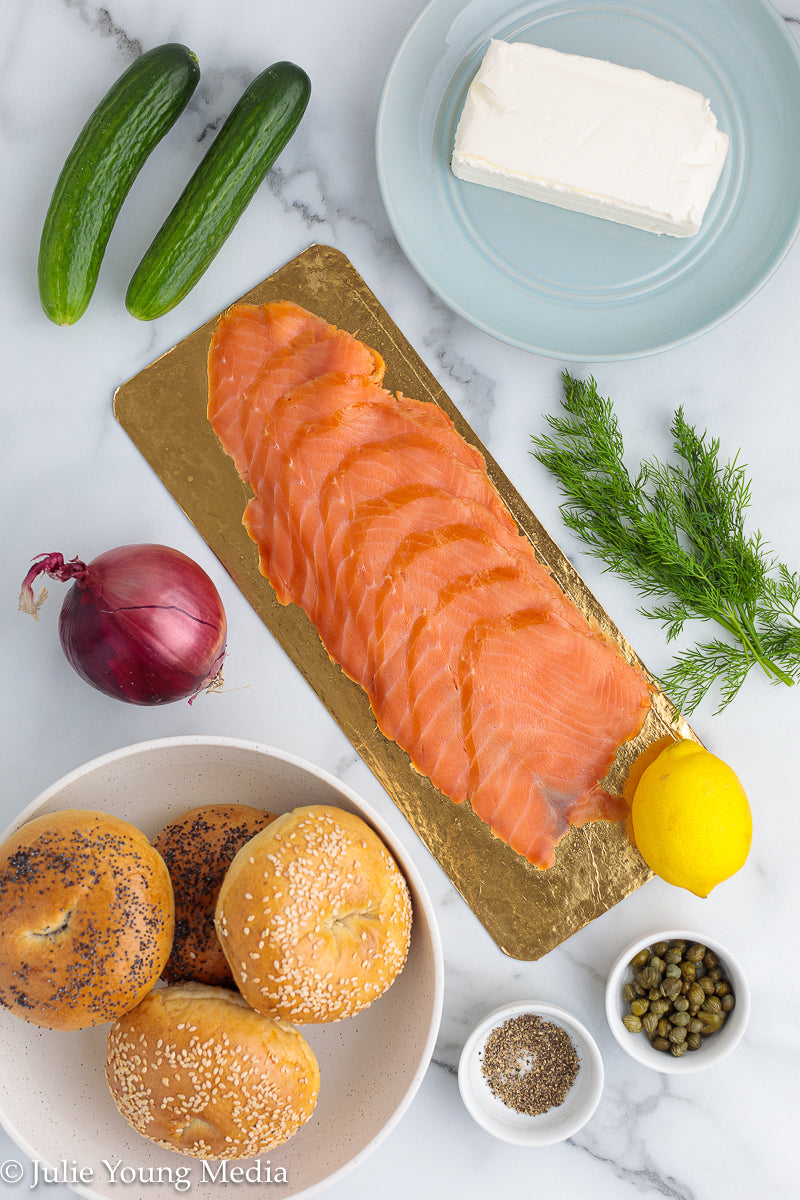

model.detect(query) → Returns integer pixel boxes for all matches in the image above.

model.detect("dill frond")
[531,373,800,714]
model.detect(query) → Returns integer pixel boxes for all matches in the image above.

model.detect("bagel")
[153,803,276,986]
[215,804,412,1023]
[0,809,173,1030]
[105,982,320,1159]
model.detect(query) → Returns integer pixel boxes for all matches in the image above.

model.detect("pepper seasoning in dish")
[458,1002,604,1145]
[480,1013,580,1115]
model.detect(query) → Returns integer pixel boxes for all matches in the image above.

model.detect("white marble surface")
[2,1,800,1197]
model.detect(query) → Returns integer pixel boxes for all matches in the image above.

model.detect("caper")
[642,1012,659,1037]
[671,1011,691,1027]
[686,943,706,962]
[649,956,666,976]
[652,941,669,957]
[640,966,661,989]
[688,983,706,1008]
[622,982,636,1004]
[631,949,650,969]
[631,998,650,1017]
[670,1040,688,1057]
[652,1037,670,1052]
[686,1032,702,1051]
[699,1012,725,1033]
[657,1018,671,1038]
[702,995,722,1014]
[699,975,716,995]
[688,1019,704,1033]
[664,948,683,965]
[708,966,723,982]
[668,1025,686,1044]
[680,961,696,982]
[715,980,731,997]
[703,949,718,970]
[661,976,682,1001]
[650,998,671,1017]
[664,963,682,979]
[623,1014,643,1033]
[673,996,690,1012]
[721,993,736,1013]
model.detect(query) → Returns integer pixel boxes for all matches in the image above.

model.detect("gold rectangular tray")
[114,243,691,960]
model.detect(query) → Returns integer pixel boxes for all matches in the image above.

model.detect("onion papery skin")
[32,544,227,705]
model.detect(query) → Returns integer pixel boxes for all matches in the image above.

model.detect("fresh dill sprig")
[530,371,800,714]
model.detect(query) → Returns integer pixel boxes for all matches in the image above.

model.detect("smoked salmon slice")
[245,375,408,604]
[238,331,384,482]
[322,486,527,681]
[207,299,652,869]
[314,429,519,622]
[207,301,331,444]
[208,302,384,482]
[460,609,650,867]
[276,392,509,619]
[404,563,584,804]
[370,527,535,714]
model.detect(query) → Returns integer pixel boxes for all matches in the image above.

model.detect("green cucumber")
[125,61,311,321]
[38,44,200,326]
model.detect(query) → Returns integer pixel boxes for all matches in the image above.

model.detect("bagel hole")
[331,906,379,936]
[177,1117,218,1143]
[30,907,75,939]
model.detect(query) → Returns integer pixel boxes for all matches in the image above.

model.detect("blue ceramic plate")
[376,0,800,360]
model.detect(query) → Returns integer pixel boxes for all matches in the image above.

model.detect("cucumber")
[38,44,200,326]
[125,61,311,321]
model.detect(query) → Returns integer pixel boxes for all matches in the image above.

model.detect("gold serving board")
[114,243,692,960]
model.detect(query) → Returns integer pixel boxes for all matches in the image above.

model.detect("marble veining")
[2,2,800,1198]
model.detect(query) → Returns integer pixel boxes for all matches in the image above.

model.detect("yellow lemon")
[630,739,752,898]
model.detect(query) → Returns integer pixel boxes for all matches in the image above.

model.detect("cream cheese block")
[451,40,730,237]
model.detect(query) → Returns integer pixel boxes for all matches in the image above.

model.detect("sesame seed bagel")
[106,982,320,1159]
[0,809,173,1030]
[153,803,276,987]
[215,804,413,1023]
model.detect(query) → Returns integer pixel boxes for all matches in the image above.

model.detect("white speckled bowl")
[0,736,444,1200]
[458,1001,604,1145]
[605,929,750,1074]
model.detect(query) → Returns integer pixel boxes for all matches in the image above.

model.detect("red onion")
[19,544,227,705]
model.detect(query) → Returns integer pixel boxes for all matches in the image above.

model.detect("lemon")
[630,739,752,898]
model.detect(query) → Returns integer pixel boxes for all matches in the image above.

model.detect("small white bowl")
[457,1001,604,1145]
[605,929,750,1074]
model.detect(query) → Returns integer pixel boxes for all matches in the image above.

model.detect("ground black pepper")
[480,1013,580,1116]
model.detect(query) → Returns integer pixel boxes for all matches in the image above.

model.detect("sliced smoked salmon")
[369,526,535,725]
[208,302,383,482]
[460,609,650,867]
[315,429,519,622]
[322,486,527,681]
[207,299,652,869]
[207,301,331,445]
[404,563,583,804]
[244,375,401,604]
[237,331,384,482]
[277,393,509,619]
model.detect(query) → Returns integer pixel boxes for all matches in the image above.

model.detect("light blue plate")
[376,0,800,360]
